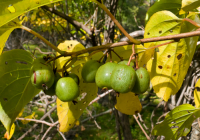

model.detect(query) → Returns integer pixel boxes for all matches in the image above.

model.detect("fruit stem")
[132,44,139,69]
[89,0,141,44]
[98,50,108,63]
[109,49,112,62]
[111,50,123,61]
[21,25,65,55]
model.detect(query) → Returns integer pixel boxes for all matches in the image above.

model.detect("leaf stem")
[182,18,200,28]
[21,25,65,55]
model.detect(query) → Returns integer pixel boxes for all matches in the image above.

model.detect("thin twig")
[86,108,101,129]
[16,118,58,127]
[133,115,150,140]
[88,89,114,106]
[41,121,59,140]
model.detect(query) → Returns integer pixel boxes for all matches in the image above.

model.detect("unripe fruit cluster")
[30,57,80,102]
[81,60,150,94]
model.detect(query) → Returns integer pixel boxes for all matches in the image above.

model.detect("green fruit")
[68,73,79,85]
[30,58,54,89]
[81,60,102,83]
[95,62,117,89]
[118,60,134,67]
[56,77,79,102]
[132,67,150,94]
[44,73,61,96]
[111,65,136,93]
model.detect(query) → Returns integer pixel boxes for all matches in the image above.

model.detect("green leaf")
[181,0,200,12]
[0,0,62,28]
[152,104,200,140]
[145,11,199,101]
[0,49,40,133]
[145,0,182,24]
[0,18,21,54]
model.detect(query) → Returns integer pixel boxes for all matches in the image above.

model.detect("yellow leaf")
[4,123,15,140]
[17,108,24,118]
[7,5,16,13]
[115,92,142,115]
[57,78,97,132]
[145,11,199,101]
[194,79,200,108]
[21,112,35,124]
[56,40,88,71]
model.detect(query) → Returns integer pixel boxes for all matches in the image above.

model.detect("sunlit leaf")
[145,0,182,24]
[181,0,200,12]
[4,123,15,140]
[0,49,40,133]
[145,11,199,101]
[21,112,35,124]
[194,79,200,108]
[115,92,142,115]
[152,104,200,140]
[0,0,62,28]
[56,40,89,71]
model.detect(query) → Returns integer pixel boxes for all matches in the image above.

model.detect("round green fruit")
[95,62,117,89]
[118,60,134,67]
[44,73,61,96]
[132,67,150,94]
[81,60,101,83]
[68,73,79,85]
[56,77,80,102]
[30,58,54,89]
[110,65,136,93]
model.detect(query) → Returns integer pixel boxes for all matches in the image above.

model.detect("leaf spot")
[187,110,190,113]
[4,98,8,101]
[5,61,8,65]
[170,30,173,33]
[158,66,163,69]
[196,87,200,91]
[171,121,176,124]
[97,0,102,3]
[177,54,182,60]
[83,101,86,104]
[70,44,73,46]
[159,30,162,34]
[147,32,150,35]
[167,55,171,58]
[173,73,177,76]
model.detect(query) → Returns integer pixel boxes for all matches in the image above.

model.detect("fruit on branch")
[56,77,80,102]
[81,60,102,83]
[95,62,118,89]
[44,73,61,96]
[64,72,80,85]
[111,65,136,93]
[118,60,134,67]
[132,67,150,94]
[30,57,54,89]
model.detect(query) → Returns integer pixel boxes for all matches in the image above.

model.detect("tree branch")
[42,6,92,36]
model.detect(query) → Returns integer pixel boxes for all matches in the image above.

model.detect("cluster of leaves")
[1,0,200,139]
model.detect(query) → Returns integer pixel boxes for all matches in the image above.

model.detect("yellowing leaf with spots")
[56,40,89,71]
[115,92,142,115]
[194,79,200,108]
[145,11,199,101]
